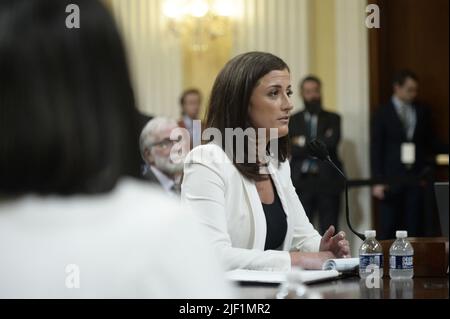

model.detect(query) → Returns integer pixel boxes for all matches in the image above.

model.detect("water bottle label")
[390,255,413,270]
[359,253,383,271]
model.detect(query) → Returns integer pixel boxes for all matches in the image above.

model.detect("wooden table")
[236,276,449,299]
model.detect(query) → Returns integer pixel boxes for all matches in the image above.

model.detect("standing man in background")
[178,88,203,148]
[371,70,448,240]
[289,76,344,235]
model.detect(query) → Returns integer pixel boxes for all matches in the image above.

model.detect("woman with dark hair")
[182,52,351,271]
[0,0,231,298]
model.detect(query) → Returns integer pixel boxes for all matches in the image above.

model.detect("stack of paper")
[322,258,359,272]
[226,258,359,285]
[226,269,340,285]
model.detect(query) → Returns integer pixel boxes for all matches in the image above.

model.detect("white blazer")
[181,143,322,272]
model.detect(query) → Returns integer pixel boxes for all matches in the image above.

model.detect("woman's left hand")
[319,225,351,258]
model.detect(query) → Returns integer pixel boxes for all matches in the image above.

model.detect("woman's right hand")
[289,251,336,270]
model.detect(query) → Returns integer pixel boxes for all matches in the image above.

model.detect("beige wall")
[181,20,233,120]
[182,0,311,116]
[232,0,310,112]
[106,0,183,119]
[181,0,339,113]
[308,0,337,112]
[105,0,339,117]
[335,0,371,255]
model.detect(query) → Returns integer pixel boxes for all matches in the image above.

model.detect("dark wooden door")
[368,0,449,236]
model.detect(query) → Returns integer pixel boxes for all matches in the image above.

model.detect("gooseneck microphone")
[306,139,365,240]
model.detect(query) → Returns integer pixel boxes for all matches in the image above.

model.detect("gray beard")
[154,155,184,176]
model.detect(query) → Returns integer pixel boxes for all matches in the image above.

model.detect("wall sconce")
[163,0,239,52]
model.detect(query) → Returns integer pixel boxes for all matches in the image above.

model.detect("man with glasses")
[139,117,184,196]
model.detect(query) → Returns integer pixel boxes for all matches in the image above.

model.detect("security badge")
[293,136,306,147]
[325,128,333,138]
[401,143,416,165]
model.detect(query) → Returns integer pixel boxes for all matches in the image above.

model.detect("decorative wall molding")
[335,0,372,252]
[233,0,311,111]
[109,0,183,119]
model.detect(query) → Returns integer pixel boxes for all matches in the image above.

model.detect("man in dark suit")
[371,70,448,239]
[177,89,203,148]
[289,76,344,235]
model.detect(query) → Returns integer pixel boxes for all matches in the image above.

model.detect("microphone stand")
[325,156,365,241]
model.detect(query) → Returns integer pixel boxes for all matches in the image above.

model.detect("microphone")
[307,139,365,240]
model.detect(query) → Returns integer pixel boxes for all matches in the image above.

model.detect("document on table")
[225,269,340,285]
[226,258,359,285]
[321,258,359,272]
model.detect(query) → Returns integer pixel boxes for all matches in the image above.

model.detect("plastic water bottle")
[389,231,414,279]
[359,230,383,279]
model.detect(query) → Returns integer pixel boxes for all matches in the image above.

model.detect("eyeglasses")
[150,137,179,150]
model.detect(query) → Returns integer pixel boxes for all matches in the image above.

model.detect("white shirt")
[183,114,193,129]
[0,179,233,298]
[304,111,318,139]
[392,95,417,141]
[183,115,202,148]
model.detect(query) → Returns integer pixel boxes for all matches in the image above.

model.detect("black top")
[261,178,288,250]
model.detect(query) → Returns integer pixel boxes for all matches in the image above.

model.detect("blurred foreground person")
[0,0,231,298]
